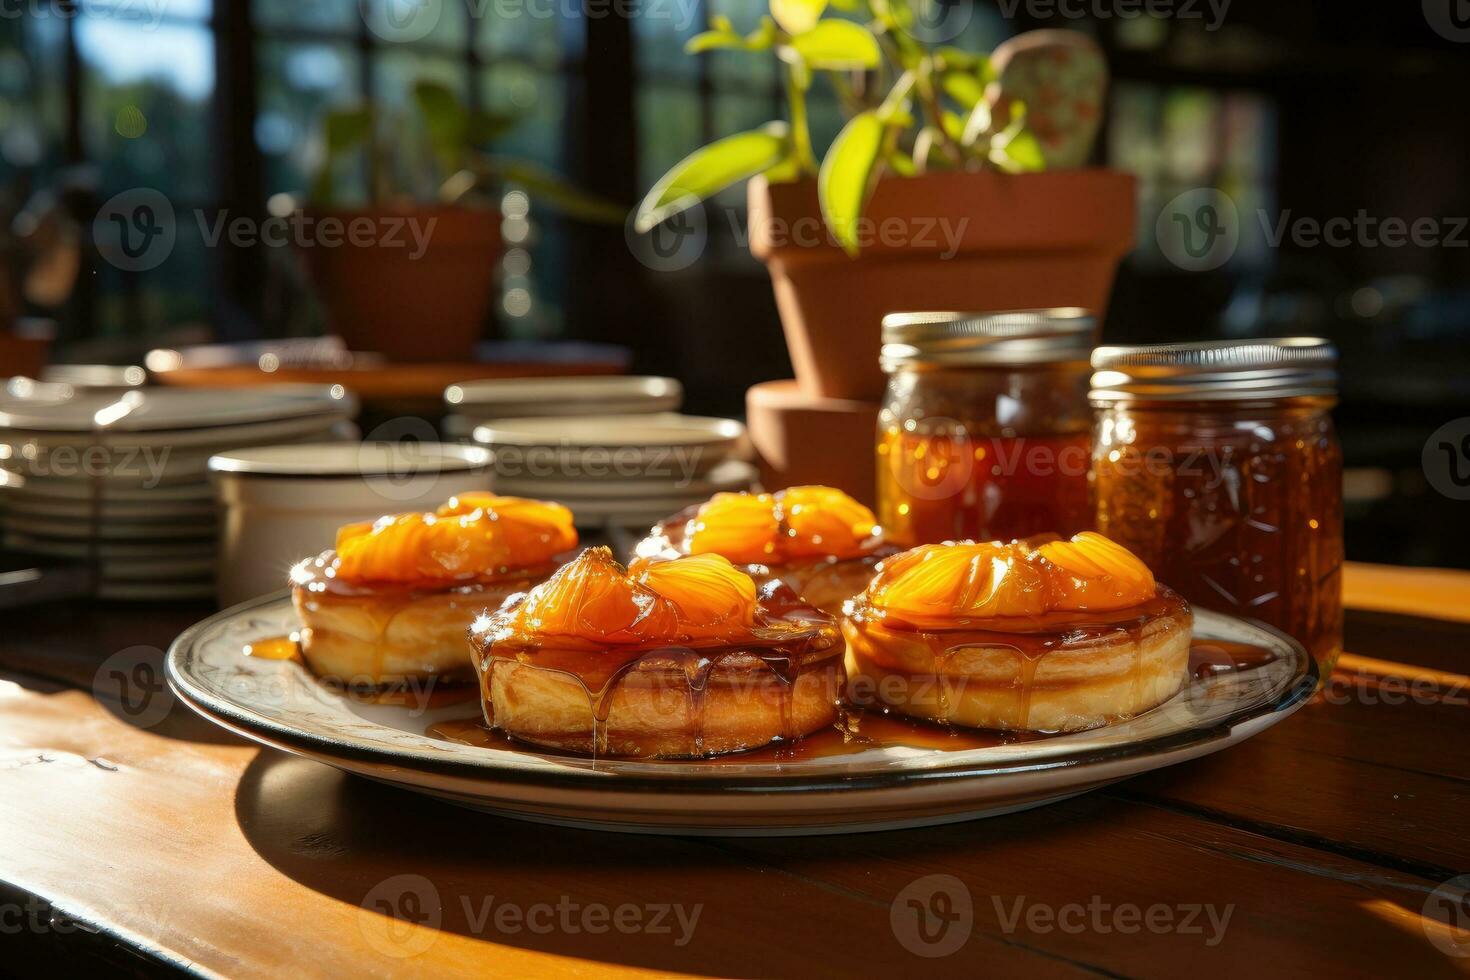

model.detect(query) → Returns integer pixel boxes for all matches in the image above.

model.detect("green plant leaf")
[818,110,883,256]
[479,157,626,223]
[770,0,827,35]
[764,152,803,182]
[635,122,792,233]
[990,129,1046,173]
[466,108,519,145]
[885,150,916,177]
[745,16,779,49]
[935,46,979,70]
[961,98,992,146]
[312,106,372,204]
[687,28,745,53]
[941,109,965,143]
[785,20,880,70]
[412,80,468,175]
[942,71,984,111]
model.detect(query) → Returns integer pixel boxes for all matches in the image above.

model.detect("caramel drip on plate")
[242,634,302,661]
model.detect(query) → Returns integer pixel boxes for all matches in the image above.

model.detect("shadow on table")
[231,750,1095,972]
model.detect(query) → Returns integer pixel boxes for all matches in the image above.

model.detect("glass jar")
[1090,338,1344,678]
[876,309,1095,547]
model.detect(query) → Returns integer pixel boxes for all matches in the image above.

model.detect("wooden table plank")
[2,563,1469,976]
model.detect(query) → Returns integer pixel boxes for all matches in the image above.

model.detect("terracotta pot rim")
[748,168,1137,263]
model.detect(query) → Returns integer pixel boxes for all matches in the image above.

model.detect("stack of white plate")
[473,414,757,529]
[442,376,683,441]
[0,382,357,600]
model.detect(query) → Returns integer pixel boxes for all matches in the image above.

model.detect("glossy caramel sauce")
[426,634,1277,760]
[426,705,1042,760]
[877,428,1093,548]
[469,549,845,757]
[240,631,479,704]
[289,550,550,599]
[1189,639,1279,679]
[242,633,302,661]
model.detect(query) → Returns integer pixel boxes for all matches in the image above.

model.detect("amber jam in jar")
[876,309,1095,547]
[1090,338,1343,678]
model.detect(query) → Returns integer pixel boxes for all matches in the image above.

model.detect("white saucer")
[445,376,682,420]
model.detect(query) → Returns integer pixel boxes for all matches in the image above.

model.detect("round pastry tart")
[634,485,892,617]
[469,546,844,758]
[843,532,1192,733]
[290,494,576,686]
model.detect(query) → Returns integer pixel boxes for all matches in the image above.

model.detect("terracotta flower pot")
[298,205,500,363]
[747,169,1137,401]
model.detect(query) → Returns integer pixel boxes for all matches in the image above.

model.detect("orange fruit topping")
[685,486,878,564]
[507,548,762,645]
[1035,531,1156,610]
[779,486,880,560]
[333,494,575,584]
[516,546,677,644]
[638,553,757,631]
[865,532,1155,627]
[686,492,780,564]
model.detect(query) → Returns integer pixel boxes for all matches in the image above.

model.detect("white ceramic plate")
[167,595,1314,836]
[475,414,747,479]
[0,384,355,433]
[1,514,216,540]
[99,579,216,601]
[445,376,682,419]
[4,532,215,560]
[0,477,215,503]
[0,419,358,488]
[0,409,354,452]
[0,493,218,522]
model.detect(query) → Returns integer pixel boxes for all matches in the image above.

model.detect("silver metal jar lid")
[1089,337,1338,402]
[879,308,1096,371]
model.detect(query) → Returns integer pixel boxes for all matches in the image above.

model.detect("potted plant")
[634,12,1135,401]
[304,80,620,362]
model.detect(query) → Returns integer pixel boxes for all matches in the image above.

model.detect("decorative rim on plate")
[167,593,1315,795]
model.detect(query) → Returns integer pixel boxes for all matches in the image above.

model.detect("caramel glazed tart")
[468,585,846,760]
[843,587,1194,734]
[290,553,552,686]
[636,504,894,618]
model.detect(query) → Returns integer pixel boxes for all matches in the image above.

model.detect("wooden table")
[3,563,1468,977]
